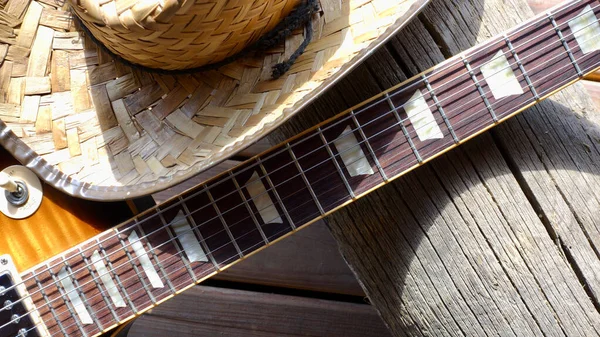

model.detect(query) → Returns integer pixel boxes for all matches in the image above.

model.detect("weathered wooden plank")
[268,0,600,335]
[215,222,364,296]
[128,286,389,337]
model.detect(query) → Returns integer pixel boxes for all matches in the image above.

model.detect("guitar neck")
[16,1,600,336]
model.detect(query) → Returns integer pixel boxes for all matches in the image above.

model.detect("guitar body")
[0,147,133,273]
[0,147,135,336]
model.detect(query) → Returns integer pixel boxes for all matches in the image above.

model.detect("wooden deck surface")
[129,0,600,336]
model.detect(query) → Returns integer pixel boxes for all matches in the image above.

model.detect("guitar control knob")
[0,166,42,219]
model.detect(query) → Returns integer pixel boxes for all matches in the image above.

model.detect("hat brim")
[0,0,430,200]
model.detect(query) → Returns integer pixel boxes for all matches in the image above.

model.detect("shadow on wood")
[270,0,600,335]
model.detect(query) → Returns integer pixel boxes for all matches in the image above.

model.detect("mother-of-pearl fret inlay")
[405,90,444,141]
[90,250,126,307]
[333,125,374,177]
[170,210,208,262]
[569,5,600,53]
[57,267,93,325]
[246,171,283,224]
[127,231,164,288]
[480,50,523,99]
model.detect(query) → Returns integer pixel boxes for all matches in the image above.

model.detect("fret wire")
[133,221,176,293]
[32,272,69,336]
[286,143,325,214]
[205,188,244,259]
[30,9,596,300]
[47,263,89,337]
[60,257,103,331]
[9,3,600,322]
[461,56,498,122]
[257,159,296,230]
[77,247,120,323]
[115,229,157,304]
[317,127,356,199]
[23,13,600,300]
[349,110,389,182]
[229,171,270,245]
[157,211,199,283]
[19,37,600,330]
[385,93,423,163]
[97,238,137,313]
[503,34,540,100]
[548,13,584,77]
[179,197,221,270]
[15,37,596,322]
[421,74,459,143]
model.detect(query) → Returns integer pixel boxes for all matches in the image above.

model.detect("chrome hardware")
[0,166,42,219]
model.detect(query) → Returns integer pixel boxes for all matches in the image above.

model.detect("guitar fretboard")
[14,1,600,336]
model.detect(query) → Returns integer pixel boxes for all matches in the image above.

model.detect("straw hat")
[0,0,428,200]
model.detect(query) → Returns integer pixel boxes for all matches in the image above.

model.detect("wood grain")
[127,286,389,337]
[269,0,600,335]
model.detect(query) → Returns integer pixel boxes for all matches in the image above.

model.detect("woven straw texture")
[71,0,302,70]
[0,0,427,200]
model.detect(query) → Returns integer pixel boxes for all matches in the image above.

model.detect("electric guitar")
[1,0,600,336]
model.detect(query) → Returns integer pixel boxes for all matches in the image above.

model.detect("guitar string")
[2,3,598,329]
[2,1,596,330]
[10,28,600,336]
[34,53,600,337]
[41,25,600,330]
[15,55,600,337]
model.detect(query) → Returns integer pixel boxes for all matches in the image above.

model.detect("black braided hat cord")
[74,0,320,79]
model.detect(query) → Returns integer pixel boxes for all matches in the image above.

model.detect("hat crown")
[71,0,302,70]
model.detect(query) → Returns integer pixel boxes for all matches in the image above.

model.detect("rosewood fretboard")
[9,0,600,336]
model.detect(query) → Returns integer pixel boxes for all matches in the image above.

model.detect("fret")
[149,212,199,288]
[257,159,296,230]
[205,188,244,258]
[385,93,423,163]
[552,2,600,88]
[233,165,293,243]
[179,198,221,270]
[61,249,115,330]
[462,56,498,122]
[351,98,418,178]
[286,143,325,215]
[260,147,322,227]
[229,171,270,245]
[58,257,101,331]
[114,229,157,304]
[320,120,383,196]
[317,127,355,199]
[47,263,89,337]
[143,203,214,288]
[507,9,574,102]
[503,35,540,100]
[549,14,584,77]
[349,110,389,182]
[77,247,120,324]
[207,173,268,255]
[182,190,240,267]
[156,210,199,283]
[133,221,176,293]
[86,247,129,315]
[96,238,137,314]
[32,272,69,336]
[421,75,459,143]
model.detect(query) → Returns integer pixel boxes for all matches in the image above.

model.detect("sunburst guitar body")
[0,147,137,337]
